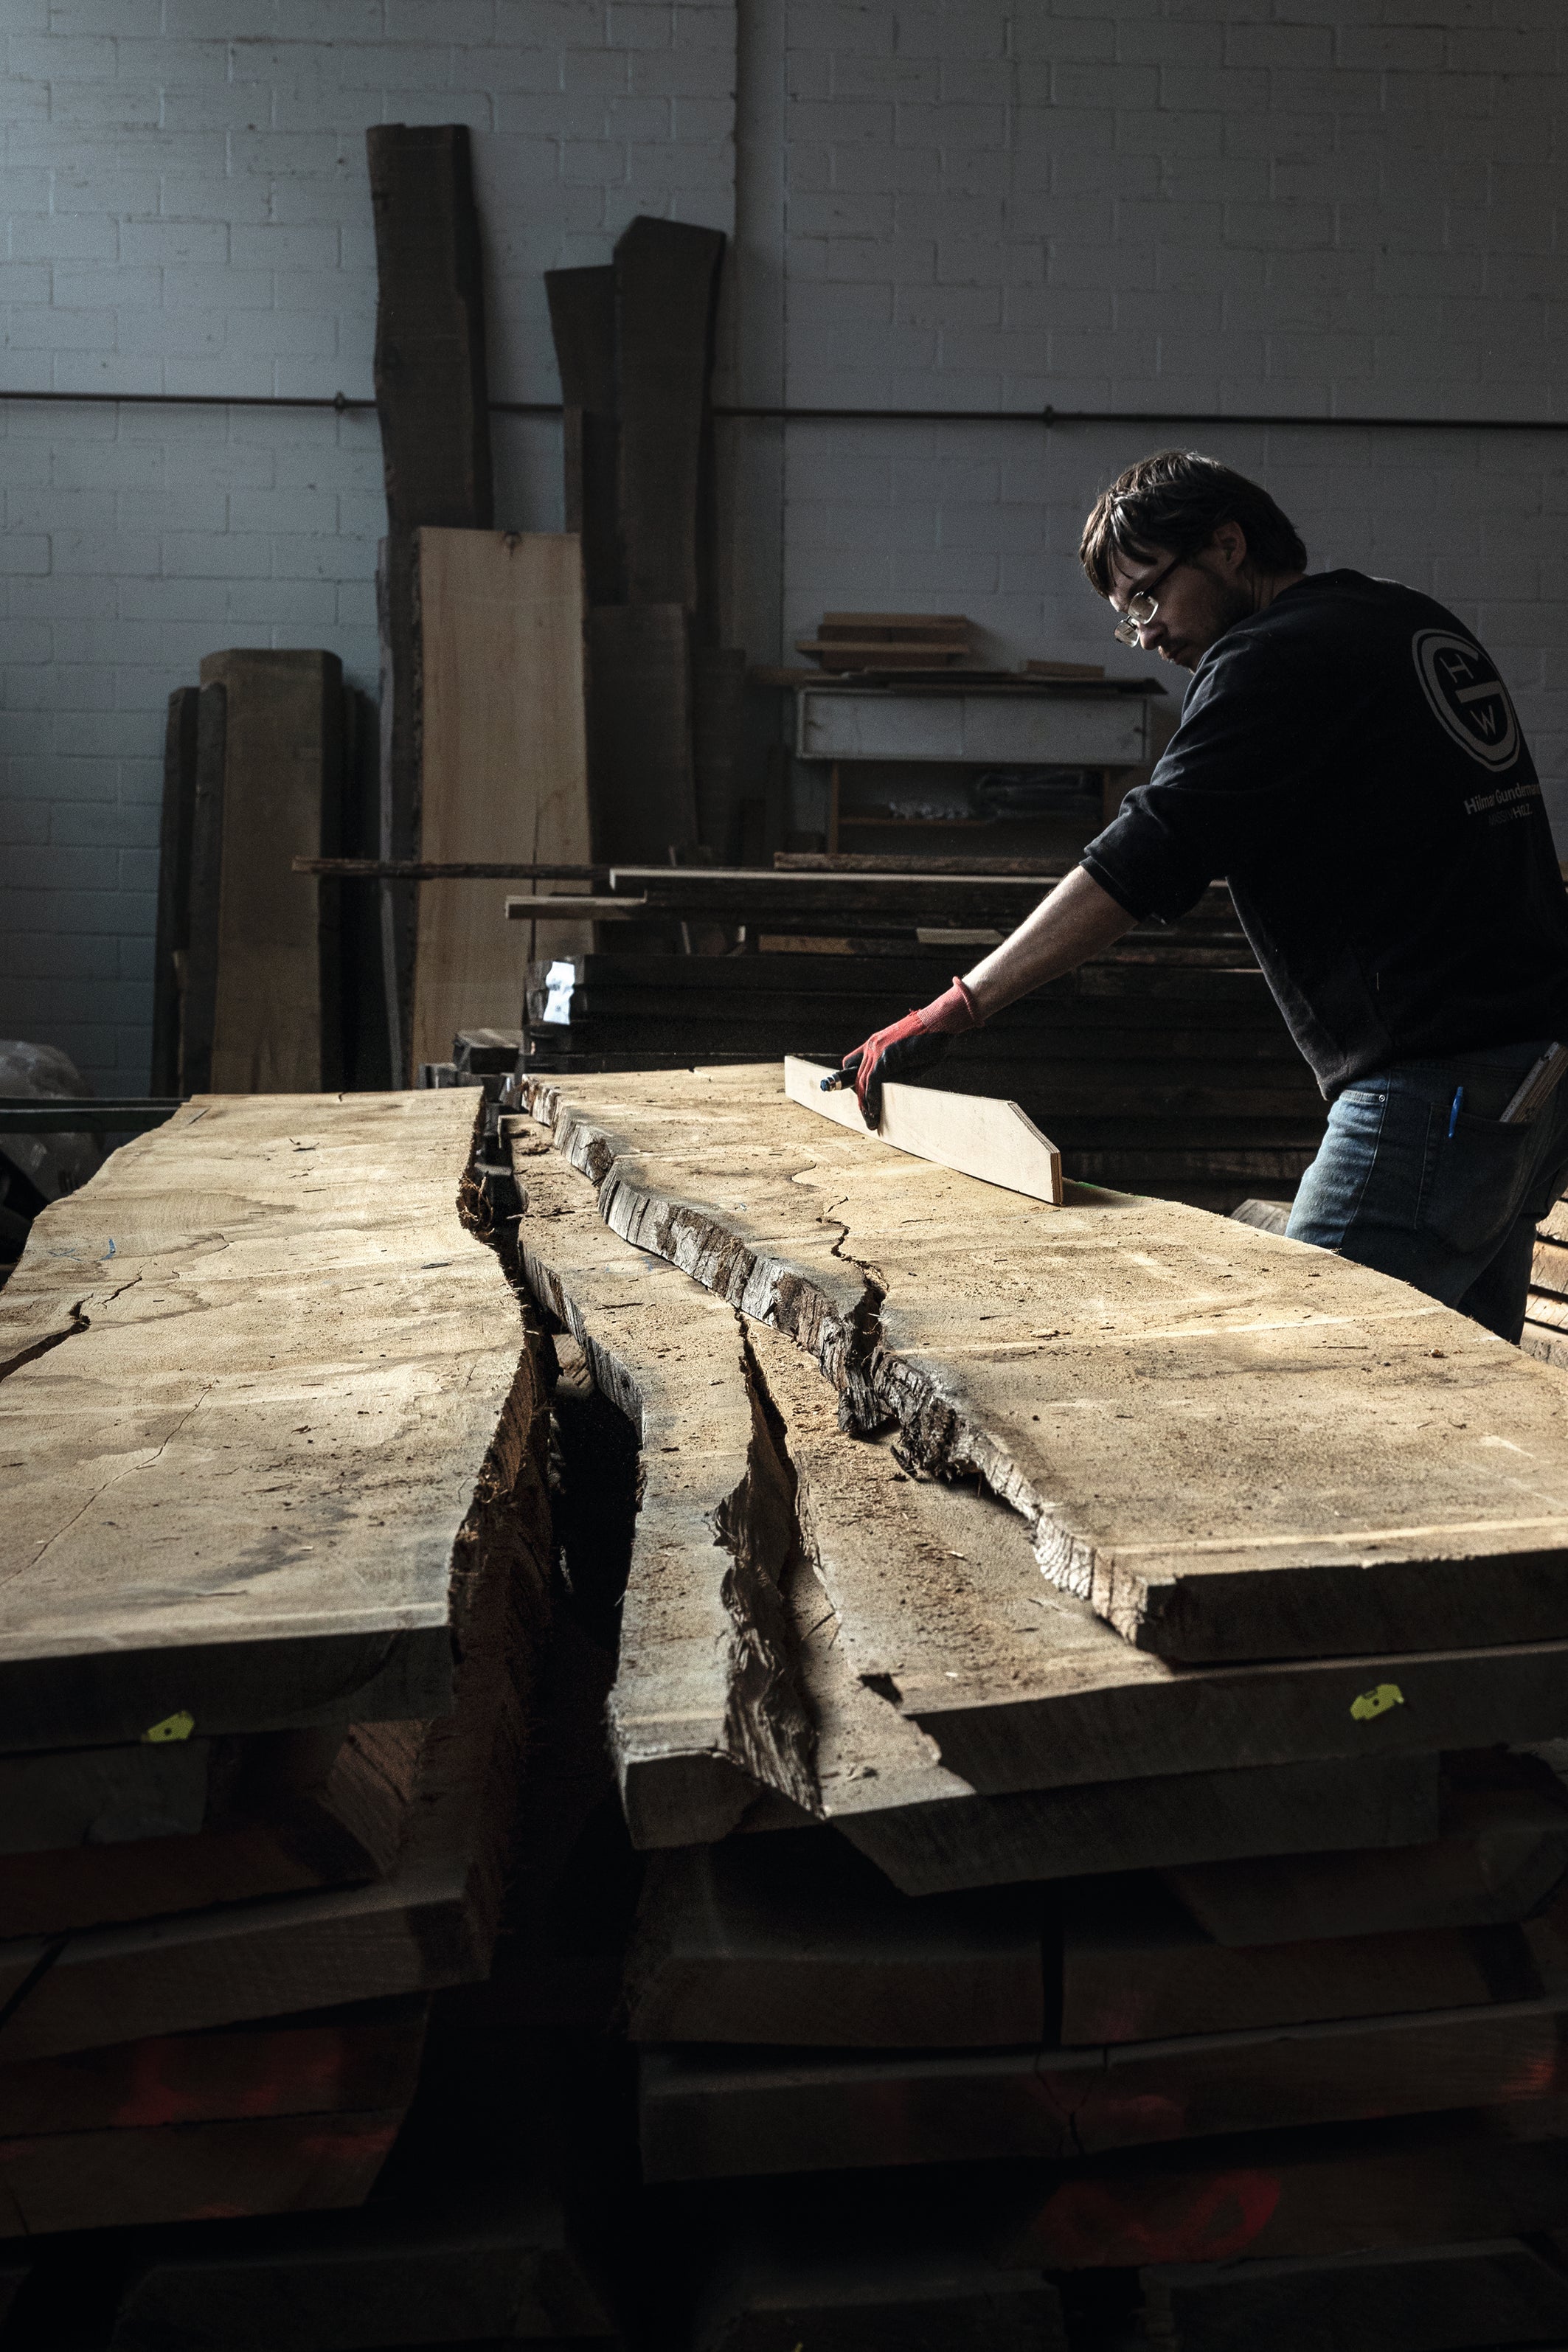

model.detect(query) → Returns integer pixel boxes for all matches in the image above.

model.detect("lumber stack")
[0,1089,549,2246]
[504,1060,1568,2351]
[517,870,1326,1211]
[1525,1194,1568,1366]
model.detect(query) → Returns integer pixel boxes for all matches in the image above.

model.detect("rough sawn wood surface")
[0,1090,528,1746]
[521,1064,1568,1665]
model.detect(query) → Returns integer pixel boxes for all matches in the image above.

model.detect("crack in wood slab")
[519,1065,1568,1665]
[515,1148,816,1845]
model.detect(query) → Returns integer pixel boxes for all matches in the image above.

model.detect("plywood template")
[785,1055,1064,1205]
[0,1090,527,1747]
[518,1064,1568,1666]
[198,651,343,1095]
[410,530,592,1071]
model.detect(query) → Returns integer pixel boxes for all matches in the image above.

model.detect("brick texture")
[3,0,1567,1089]
[0,0,737,1092]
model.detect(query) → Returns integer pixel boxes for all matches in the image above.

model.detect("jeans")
[1286,1039,1568,1343]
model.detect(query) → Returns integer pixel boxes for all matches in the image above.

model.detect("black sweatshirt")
[1081,569,1568,1098]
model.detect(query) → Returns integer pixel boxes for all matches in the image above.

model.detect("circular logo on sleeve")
[1412,629,1519,770]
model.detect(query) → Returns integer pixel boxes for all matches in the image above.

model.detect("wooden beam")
[150,688,198,1099]
[195,651,344,1094]
[615,215,725,617]
[785,1053,1064,1206]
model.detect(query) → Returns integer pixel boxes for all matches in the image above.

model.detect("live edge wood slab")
[0,1091,528,1747]
[518,1063,1568,1665]
[509,1125,1439,1888]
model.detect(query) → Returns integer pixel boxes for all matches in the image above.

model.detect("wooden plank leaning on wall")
[409,530,594,1075]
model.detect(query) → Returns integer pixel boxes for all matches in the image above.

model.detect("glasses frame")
[1111,552,1190,647]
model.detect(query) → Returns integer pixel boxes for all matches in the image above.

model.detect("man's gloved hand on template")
[839,976,981,1128]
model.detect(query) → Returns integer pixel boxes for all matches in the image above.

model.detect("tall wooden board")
[409,530,592,1071]
[614,214,725,617]
[545,264,621,609]
[197,651,343,1094]
[586,603,698,867]
[150,687,198,1097]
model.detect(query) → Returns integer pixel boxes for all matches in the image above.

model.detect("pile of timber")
[502,1058,1568,2352]
[0,1090,559,2258]
[510,867,1327,1213]
[1526,1194,1568,1368]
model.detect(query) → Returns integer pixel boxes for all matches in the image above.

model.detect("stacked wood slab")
[507,1060,1568,2352]
[0,1089,548,2245]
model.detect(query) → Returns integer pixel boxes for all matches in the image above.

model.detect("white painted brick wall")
[0,0,736,1092]
[763,0,1568,839]
[4,0,1567,1091]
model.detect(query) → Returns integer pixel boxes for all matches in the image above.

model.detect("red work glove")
[839,978,980,1128]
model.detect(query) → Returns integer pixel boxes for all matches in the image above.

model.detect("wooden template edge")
[783,1057,1064,1207]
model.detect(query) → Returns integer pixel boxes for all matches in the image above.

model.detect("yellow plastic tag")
[142,1709,196,1744]
[1350,1682,1404,1723]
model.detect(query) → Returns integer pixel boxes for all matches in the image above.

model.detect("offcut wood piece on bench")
[784,1054,1063,1206]
[409,528,594,1073]
[0,1089,527,1749]
[0,1998,426,2239]
[195,651,344,1093]
[1001,2105,1568,2272]
[509,1120,1437,1887]
[625,1834,1047,2049]
[1139,2236,1568,2352]
[0,1392,547,2061]
[742,1312,1568,1798]
[511,1139,816,1847]
[639,1988,1568,2183]
[0,1721,423,1936]
[519,1062,1568,1667]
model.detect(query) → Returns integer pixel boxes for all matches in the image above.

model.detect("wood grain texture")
[1002,2109,1568,2270]
[0,1418,546,2059]
[410,530,592,1069]
[365,123,492,537]
[586,603,698,866]
[785,1055,1064,1205]
[691,2242,1065,2352]
[639,1994,1568,2180]
[0,2109,406,2240]
[0,1998,427,2135]
[744,1326,1568,1798]
[510,1127,1438,1890]
[518,1063,1568,1666]
[0,1089,525,1746]
[512,1142,814,1846]
[1058,1870,1541,2046]
[150,687,198,1099]
[545,264,620,609]
[625,1834,1047,2048]
[1141,2237,1568,2352]
[198,651,344,1095]
[614,214,724,616]
[107,2183,618,2351]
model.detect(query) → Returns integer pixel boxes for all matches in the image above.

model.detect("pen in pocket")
[1447,1086,1465,1139]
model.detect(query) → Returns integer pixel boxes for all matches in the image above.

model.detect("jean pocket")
[1419,1112,1537,1255]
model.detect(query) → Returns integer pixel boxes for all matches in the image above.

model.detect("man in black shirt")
[839,450,1568,1341]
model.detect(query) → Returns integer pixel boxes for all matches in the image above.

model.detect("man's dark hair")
[1079,449,1308,597]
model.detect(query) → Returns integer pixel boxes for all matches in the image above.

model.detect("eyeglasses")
[1111,553,1189,646]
